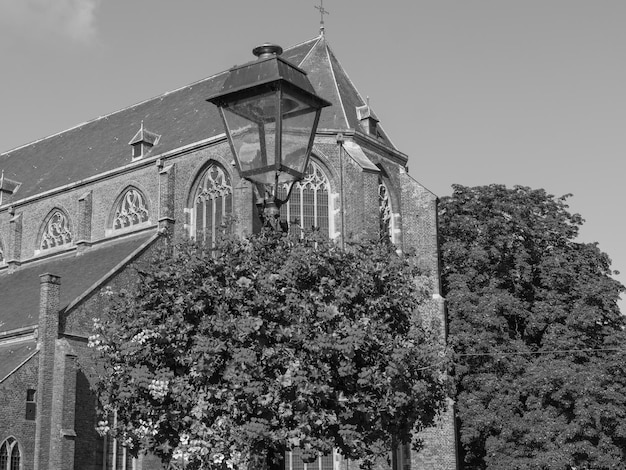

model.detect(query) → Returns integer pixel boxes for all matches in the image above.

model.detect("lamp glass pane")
[280,94,318,179]
[222,90,279,179]
[222,107,264,174]
[220,88,322,185]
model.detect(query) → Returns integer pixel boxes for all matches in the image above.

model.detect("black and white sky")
[1,0,625,306]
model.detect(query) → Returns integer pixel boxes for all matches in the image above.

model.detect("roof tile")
[0,232,156,332]
[0,35,396,203]
[0,339,37,383]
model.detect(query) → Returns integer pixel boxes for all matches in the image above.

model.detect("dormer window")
[128,121,160,160]
[0,172,21,206]
[132,143,142,159]
[356,102,379,137]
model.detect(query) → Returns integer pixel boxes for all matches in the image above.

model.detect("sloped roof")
[0,339,37,383]
[0,232,157,333]
[0,35,395,202]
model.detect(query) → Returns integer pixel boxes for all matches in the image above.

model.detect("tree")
[89,231,446,469]
[439,184,626,470]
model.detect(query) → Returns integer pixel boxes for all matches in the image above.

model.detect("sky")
[0,0,625,304]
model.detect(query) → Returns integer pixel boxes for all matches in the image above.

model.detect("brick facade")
[0,35,457,470]
[34,274,62,470]
[0,355,38,469]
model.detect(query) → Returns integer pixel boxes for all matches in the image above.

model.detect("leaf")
[440,184,626,469]
[89,230,446,467]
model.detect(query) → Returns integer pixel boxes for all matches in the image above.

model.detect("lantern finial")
[252,44,283,60]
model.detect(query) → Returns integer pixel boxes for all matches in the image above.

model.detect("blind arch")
[39,208,73,251]
[110,186,151,231]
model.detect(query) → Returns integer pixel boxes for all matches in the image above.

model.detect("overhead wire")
[456,347,626,357]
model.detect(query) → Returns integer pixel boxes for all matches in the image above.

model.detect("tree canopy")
[439,184,626,470]
[89,231,446,469]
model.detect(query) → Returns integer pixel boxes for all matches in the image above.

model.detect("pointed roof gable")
[0,35,395,203]
[295,35,395,146]
[0,340,37,383]
[0,232,157,333]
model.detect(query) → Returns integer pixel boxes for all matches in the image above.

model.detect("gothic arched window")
[111,187,150,231]
[192,163,233,245]
[379,177,395,243]
[278,161,331,237]
[0,437,21,470]
[40,209,73,250]
[285,448,334,470]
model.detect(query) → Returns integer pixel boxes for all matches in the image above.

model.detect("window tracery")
[0,437,20,470]
[112,187,150,230]
[192,163,233,245]
[379,177,394,242]
[278,161,330,237]
[40,209,72,250]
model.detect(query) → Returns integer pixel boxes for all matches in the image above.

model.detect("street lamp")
[207,43,331,228]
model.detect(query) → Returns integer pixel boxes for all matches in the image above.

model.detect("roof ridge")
[321,39,350,129]
[1,38,326,158]
[324,42,399,150]
[295,34,324,67]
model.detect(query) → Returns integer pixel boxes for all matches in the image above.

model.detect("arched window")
[192,163,233,245]
[111,187,150,231]
[285,449,334,470]
[40,209,72,250]
[393,442,411,470]
[278,161,331,237]
[379,176,395,243]
[0,437,20,470]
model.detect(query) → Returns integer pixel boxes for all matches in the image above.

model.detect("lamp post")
[207,43,331,229]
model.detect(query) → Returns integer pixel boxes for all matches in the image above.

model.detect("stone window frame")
[101,410,136,470]
[277,159,334,238]
[25,389,36,421]
[392,442,412,470]
[379,176,395,242]
[36,207,74,255]
[188,160,234,245]
[106,185,152,237]
[377,167,401,246]
[284,448,335,470]
[0,436,22,470]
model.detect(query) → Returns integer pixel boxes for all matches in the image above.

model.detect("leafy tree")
[439,184,626,470]
[89,231,446,469]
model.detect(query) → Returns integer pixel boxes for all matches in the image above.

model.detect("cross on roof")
[314,0,329,35]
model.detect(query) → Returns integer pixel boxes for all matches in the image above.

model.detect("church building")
[0,33,457,470]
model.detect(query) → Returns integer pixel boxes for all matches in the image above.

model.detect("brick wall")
[412,400,458,470]
[0,355,38,470]
[69,340,107,470]
[398,172,441,289]
[398,173,458,470]
[0,133,457,470]
[34,273,61,470]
